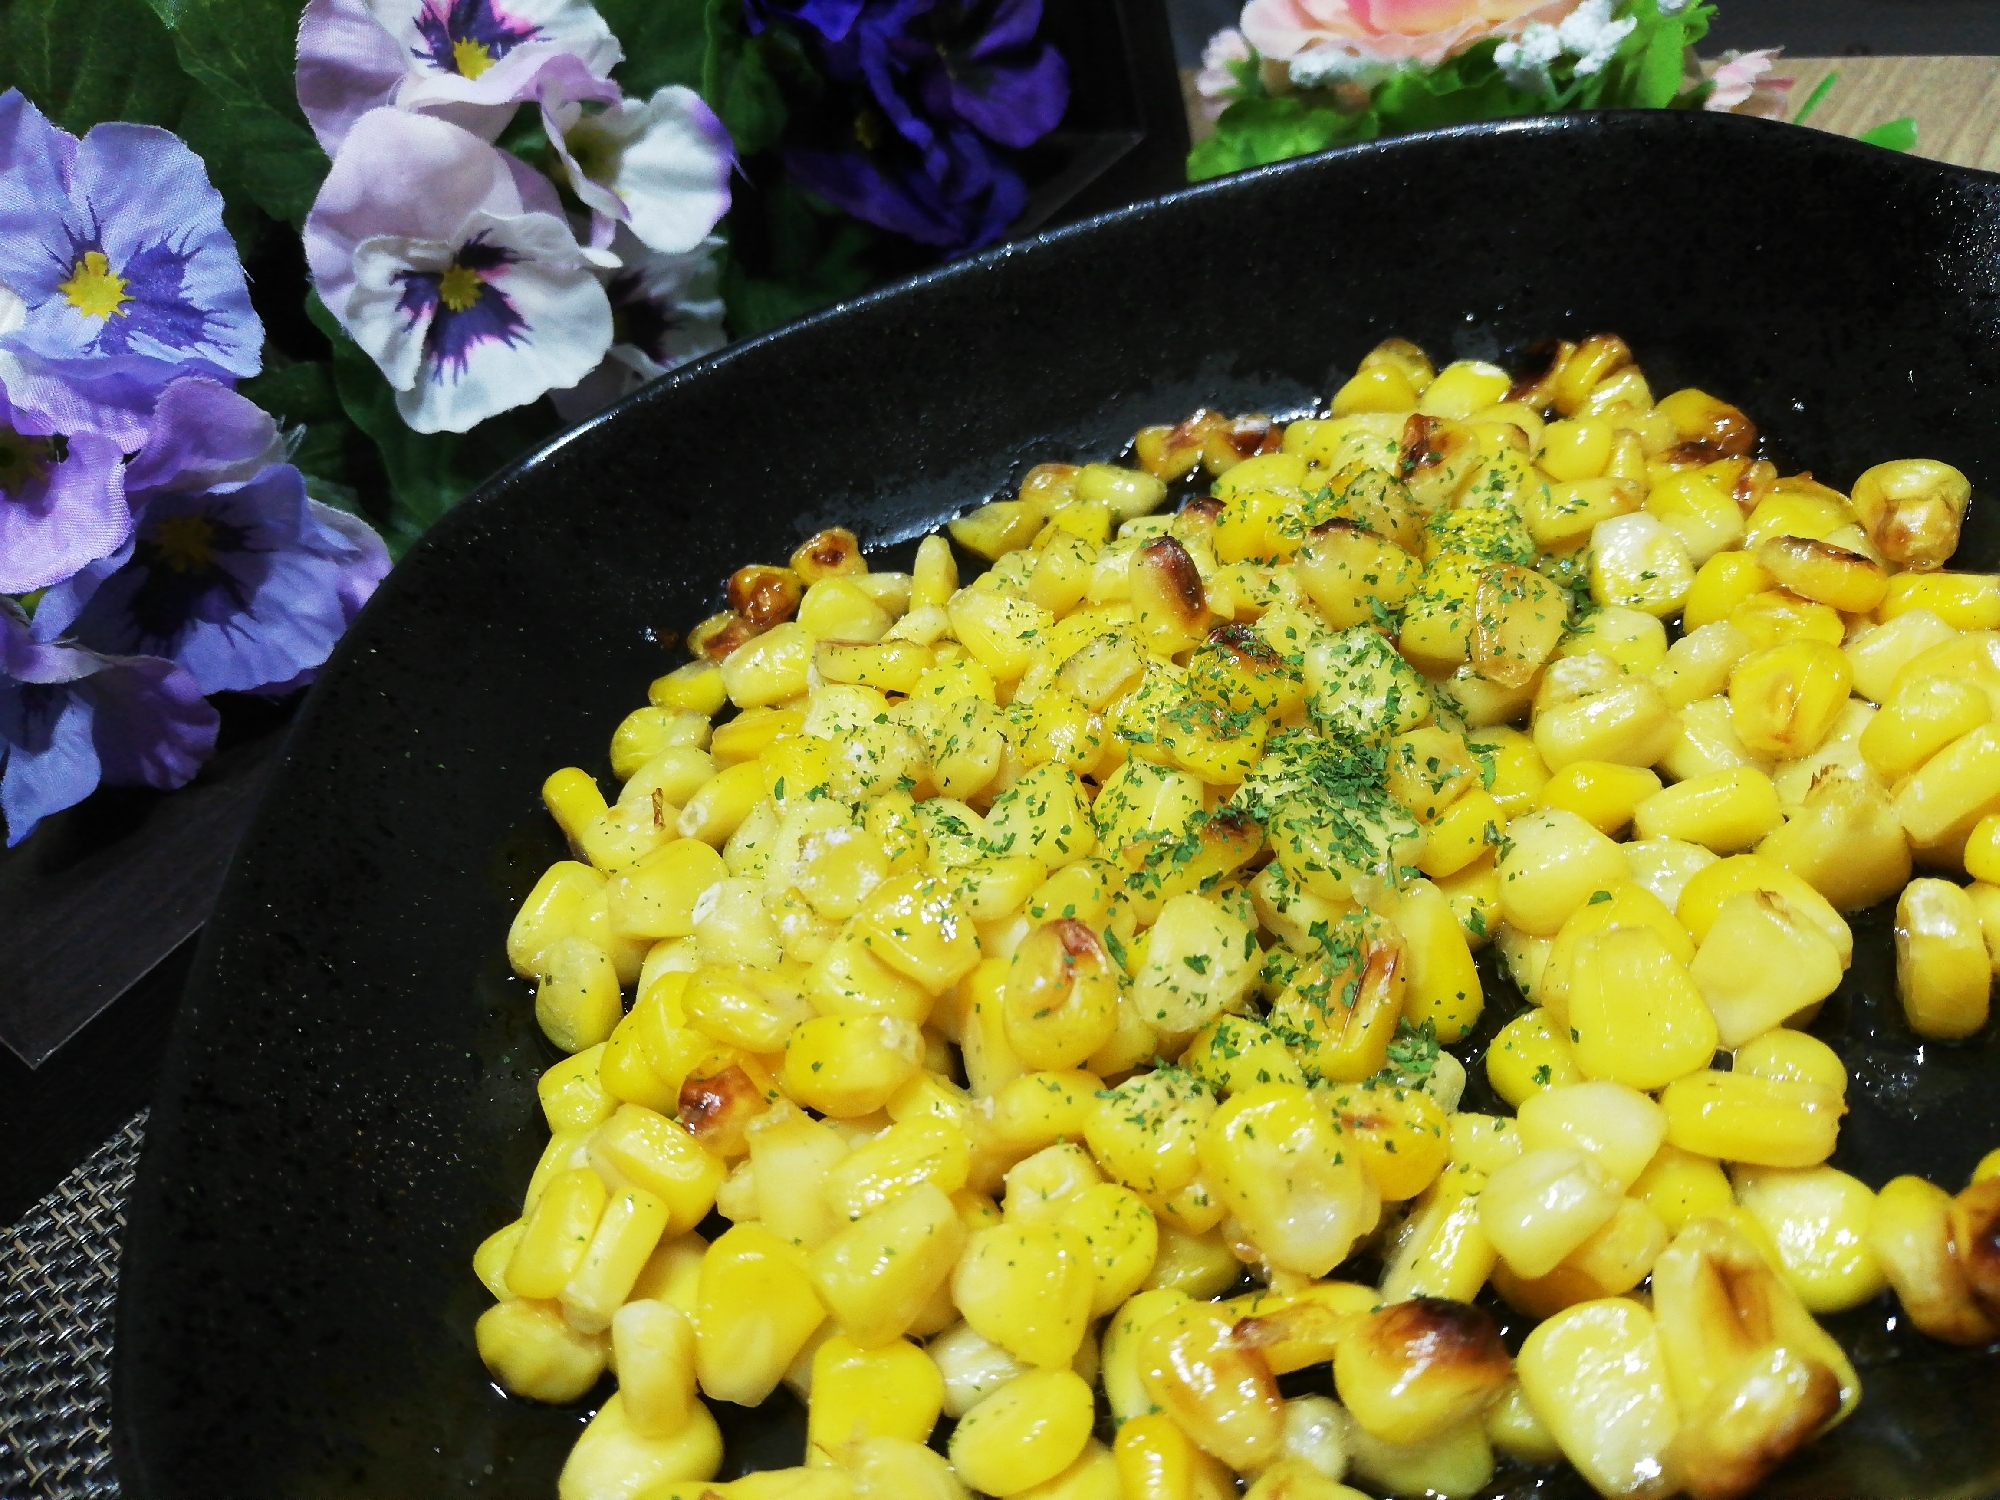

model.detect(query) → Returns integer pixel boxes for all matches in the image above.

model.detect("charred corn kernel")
[1895,877,1992,1039]
[1682,551,1772,632]
[949,1368,1095,1497]
[1675,853,1853,961]
[533,936,622,1053]
[561,1183,672,1332]
[1630,1144,1735,1235]
[1893,723,2000,849]
[651,658,728,715]
[592,1104,727,1233]
[999,918,1120,1068]
[1379,1166,1498,1304]
[1478,1147,1620,1279]
[1086,1070,1214,1200]
[1733,1029,1846,1096]
[1268,920,1408,1082]
[1732,1165,1885,1314]
[1334,1297,1511,1446]
[810,1183,966,1348]
[1860,674,1991,782]
[509,1168,609,1300]
[1495,807,1630,935]
[1294,520,1421,629]
[953,1221,1095,1367]
[1879,571,2000,631]
[854,872,980,993]
[1632,766,1782,853]
[692,1224,824,1408]
[825,1116,970,1222]
[1198,1083,1381,1277]
[558,1393,722,1500]
[1591,513,1696,617]
[1484,1007,1582,1107]
[1325,1078,1450,1202]
[788,527,866,583]
[1690,890,1844,1049]
[1059,1183,1160,1315]
[1727,641,1852,761]
[1659,1070,1844,1168]
[1517,1082,1666,1191]
[477,1297,607,1403]
[679,1062,779,1160]
[1867,1174,2000,1344]
[1516,1299,1678,1500]
[1649,1217,1857,1498]
[1851,458,1971,570]
[1136,1302,1285,1472]
[1537,760,1661,836]
[1003,1142,1103,1225]
[784,1016,923,1118]
[806,1335,943,1460]
[1418,789,1502,878]
[1757,533,1892,616]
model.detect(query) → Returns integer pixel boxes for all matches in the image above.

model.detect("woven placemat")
[0,1113,145,1500]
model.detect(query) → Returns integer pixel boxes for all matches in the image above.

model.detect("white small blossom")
[1288,46,1394,91]
[1557,0,1637,76]
[1658,0,1692,13]
[1495,22,1563,92]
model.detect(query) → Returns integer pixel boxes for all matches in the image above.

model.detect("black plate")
[116,111,2000,1500]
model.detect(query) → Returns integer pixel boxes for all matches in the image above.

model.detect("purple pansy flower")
[1,600,218,846]
[742,0,866,41]
[35,380,392,697]
[305,108,615,432]
[0,376,128,596]
[296,0,622,153]
[552,227,727,421]
[783,0,1066,251]
[0,90,261,446]
[534,58,735,255]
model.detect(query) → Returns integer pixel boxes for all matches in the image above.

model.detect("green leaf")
[0,0,199,135]
[702,0,787,156]
[305,295,560,555]
[1589,0,1714,110]
[598,0,712,97]
[721,188,880,335]
[1858,116,1918,152]
[240,359,392,525]
[1187,96,1372,182]
[1373,43,1542,133]
[138,0,326,226]
[1792,71,1839,126]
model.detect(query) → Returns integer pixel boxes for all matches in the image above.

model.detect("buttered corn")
[481,333,1999,1500]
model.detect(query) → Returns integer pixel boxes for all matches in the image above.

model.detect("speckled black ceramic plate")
[117,111,2000,1500]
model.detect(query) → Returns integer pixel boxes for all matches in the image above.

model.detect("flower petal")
[123,377,284,495]
[0,421,129,596]
[297,0,413,154]
[85,654,218,791]
[0,677,99,846]
[588,87,735,256]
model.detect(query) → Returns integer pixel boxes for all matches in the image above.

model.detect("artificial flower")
[552,229,728,420]
[789,0,1065,251]
[0,380,128,596]
[1195,28,1255,123]
[296,0,622,154]
[305,108,616,433]
[35,379,391,696]
[742,0,866,41]
[0,90,260,447]
[1494,0,1633,88]
[1703,47,1793,118]
[535,59,736,254]
[1242,0,1579,87]
[0,600,218,846]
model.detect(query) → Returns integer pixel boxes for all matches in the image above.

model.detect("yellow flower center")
[152,514,217,574]
[566,119,617,185]
[58,250,130,320]
[0,427,51,492]
[438,263,485,313]
[453,37,497,78]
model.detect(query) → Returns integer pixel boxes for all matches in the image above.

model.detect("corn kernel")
[1515,1298,1678,1500]
[949,1368,1096,1497]
[1495,807,1630,936]
[1867,1174,2000,1344]
[810,1183,966,1348]
[477,1297,607,1403]
[1059,1183,1160,1315]
[1478,1147,1620,1280]
[1732,1164,1885,1314]
[1138,1303,1286,1472]
[1335,1298,1510,1445]
[1198,1083,1380,1277]
[1483,1006,1581,1107]
[784,1015,923,1118]
[562,1183,672,1332]
[806,1335,943,1460]
[1659,1070,1844,1168]
[1690,889,1845,1048]
[1629,1144,1735,1235]
[1879,571,2000,631]
[1895,877,1992,1039]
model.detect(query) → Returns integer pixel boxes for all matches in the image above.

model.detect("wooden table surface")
[1183,56,2000,176]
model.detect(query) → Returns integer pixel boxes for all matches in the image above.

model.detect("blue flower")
[742,0,867,41]
[0,600,218,847]
[0,375,129,596]
[0,90,260,447]
[34,379,392,696]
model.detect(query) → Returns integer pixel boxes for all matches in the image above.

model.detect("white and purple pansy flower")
[0,90,261,446]
[534,57,736,254]
[552,226,727,420]
[305,108,616,433]
[0,378,128,596]
[0,600,219,847]
[297,0,622,153]
[34,379,393,697]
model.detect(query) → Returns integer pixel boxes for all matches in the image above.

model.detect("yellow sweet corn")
[477,1297,607,1403]
[1732,1165,1886,1314]
[1138,1303,1286,1472]
[1197,1083,1380,1277]
[1334,1298,1511,1445]
[948,1369,1096,1497]
[1516,1299,1679,1500]
[1658,1070,1845,1168]
[1895,877,1992,1038]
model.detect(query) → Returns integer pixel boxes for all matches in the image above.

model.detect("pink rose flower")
[1195,27,1253,123]
[1241,0,1582,76]
[1703,48,1794,120]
